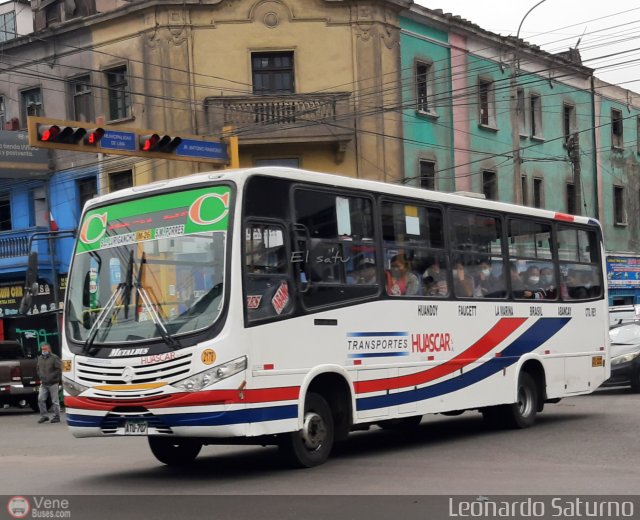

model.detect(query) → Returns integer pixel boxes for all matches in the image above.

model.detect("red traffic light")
[38,125,86,144]
[141,134,160,151]
[139,134,182,153]
[85,128,105,145]
[40,125,61,142]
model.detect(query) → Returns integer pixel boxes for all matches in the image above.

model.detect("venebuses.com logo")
[6,496,30,519]
[6,496,71,518]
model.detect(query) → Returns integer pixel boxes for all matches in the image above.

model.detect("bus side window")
[244,223,294,322]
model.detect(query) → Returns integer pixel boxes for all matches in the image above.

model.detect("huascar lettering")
[411,332,452,353]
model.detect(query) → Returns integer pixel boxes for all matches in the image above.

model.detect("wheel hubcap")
[518,385,533,417]
[301,411,326,451]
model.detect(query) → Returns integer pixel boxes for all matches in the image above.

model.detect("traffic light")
[139,134,182,153]
[28,116,228,164]
[38,124,87,144]
[84,128,105,146]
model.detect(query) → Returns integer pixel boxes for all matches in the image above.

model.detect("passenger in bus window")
[452,259,473,298]
[510,263,532,299]
[539,267,557,299]
[524,265,542,292]
[565,269,589,300]
[524,265,554,299]
[473,260,502,298]
[386,254,420,296]
[350,257,377,284]
[422,258,445,283]
[424,275,449,297]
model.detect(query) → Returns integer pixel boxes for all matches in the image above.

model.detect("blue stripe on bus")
[66,404,298,429]
[348,352,410,358]
[355,317,571,411]
[346,332,408,337]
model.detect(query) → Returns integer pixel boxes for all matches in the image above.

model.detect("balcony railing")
[0,227,52,258]
[0,233,30,258]
[204,92,354,146]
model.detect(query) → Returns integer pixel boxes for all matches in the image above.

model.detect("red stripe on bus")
[65,386,300,411]
[353,317,527,394]
[554,212,574,222]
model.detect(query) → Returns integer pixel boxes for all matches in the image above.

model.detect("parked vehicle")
[608,305,640,327]
[604,323,640,391]
[0,341,39,411]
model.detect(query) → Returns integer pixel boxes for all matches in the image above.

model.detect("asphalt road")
[0,387,638,519]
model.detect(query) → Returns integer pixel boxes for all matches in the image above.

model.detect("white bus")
[62,167,609,467]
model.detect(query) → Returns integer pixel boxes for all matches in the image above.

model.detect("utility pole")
[511,0,547,205]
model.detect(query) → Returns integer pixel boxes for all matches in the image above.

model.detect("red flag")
[48,211,59,231]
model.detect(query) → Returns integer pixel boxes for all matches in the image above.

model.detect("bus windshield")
[65,185,231,348]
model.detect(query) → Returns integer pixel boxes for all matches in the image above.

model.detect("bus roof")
[85,166,601,228]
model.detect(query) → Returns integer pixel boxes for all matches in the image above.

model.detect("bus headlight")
[171,356,247,392]
[62,376,89,397]
[611,351,640,366]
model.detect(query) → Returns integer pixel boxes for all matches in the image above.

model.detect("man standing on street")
[36,343,62,424]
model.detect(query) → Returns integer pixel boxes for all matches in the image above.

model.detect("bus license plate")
[592,356,604,368]
[124,421,148,435]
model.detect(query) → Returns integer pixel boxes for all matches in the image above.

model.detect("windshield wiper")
[136,284,181,349]
[135,253,181,350]
[82,282,127,354]
[82,251,134,354]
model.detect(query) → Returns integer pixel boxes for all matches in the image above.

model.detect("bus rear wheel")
[482,372,538,429]
[279,392,334,468]
[148,437,202,466]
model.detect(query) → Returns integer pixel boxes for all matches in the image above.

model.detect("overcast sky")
[418,1,640,93]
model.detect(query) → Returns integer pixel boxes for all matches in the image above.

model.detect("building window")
[252,52,294,94]
[45,3,60,24]
[416,61,433,114]
[566,183,576,215]
[612,108,623,148]
[106,67,130,121]
[419,160,436,190]
[77,177,98,211]
[533,178,543,208]
[20,88,43,128]
[109,170,133,192]
[0,95,5,129]
[637,117,640,154]
[0,193,11,231]
[530,93,542,138]
[521,175,528,206]
[563,104,575,144]
[517,88,526,135]
[614,185,626,225]
[254,158,299,168]
[482,170,497,200]
[71,75,93,122]
[0,11,16,42]
[478,79,495,127]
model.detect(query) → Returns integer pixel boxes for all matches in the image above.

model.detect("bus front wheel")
[482,372,538,429]
[148,437,202,466]
[279,392,334,468]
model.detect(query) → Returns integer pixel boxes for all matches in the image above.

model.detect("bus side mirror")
[18,252,39,314]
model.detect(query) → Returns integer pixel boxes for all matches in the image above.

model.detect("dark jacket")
[37,353,62,386]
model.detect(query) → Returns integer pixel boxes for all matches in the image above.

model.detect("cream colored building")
[13,0,410,187]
